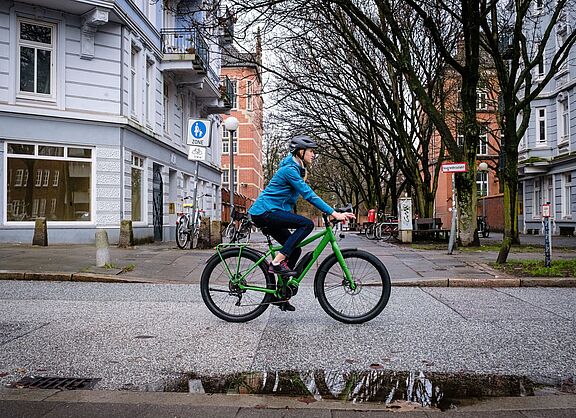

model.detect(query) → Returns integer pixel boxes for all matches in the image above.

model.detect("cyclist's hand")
[331,211,356,222]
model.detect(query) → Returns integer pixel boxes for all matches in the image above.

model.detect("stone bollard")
[95,229,111,267]
[32,217,48,246]
[118,220,134,248]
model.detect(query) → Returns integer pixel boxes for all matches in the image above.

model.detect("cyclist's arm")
[284,167,334,215]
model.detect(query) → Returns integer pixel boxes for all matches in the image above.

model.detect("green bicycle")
[200,207,391,324]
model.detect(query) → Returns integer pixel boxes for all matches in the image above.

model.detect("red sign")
[441,162,468,173]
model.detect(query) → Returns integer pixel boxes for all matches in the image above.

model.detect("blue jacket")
[249,155,334,216]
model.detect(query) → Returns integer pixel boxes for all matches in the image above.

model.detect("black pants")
[251,210,314,268]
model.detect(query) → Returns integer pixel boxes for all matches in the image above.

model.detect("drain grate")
[14,376,101,390]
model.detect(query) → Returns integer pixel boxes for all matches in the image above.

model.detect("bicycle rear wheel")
[366,224,376,240]
[200,248,275,322]
[191,224,200,249]
[315,250,391,324]
[176,217,190,249]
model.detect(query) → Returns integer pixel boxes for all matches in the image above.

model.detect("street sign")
[441,162,468,173]
[542,204,550,218]
[187,145,206,161]
[187,119,211,147]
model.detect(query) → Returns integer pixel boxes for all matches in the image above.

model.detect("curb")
[1,270,576,287]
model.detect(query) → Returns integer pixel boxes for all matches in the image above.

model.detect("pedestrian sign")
[187,119,211,147]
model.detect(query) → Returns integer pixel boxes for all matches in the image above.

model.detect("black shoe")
[278,301,296,312]
[268,260,297,277]
[270,296,296,312]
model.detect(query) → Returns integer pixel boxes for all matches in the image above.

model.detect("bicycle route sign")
[441,162,468,173]
[187,145,206,161]
[187,119,211,147]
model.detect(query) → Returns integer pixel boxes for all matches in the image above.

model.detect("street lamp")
[478,162,489,219]
[224,116,239,219]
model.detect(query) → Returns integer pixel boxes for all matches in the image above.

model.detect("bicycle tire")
[200,248,275,322]
[366,224,376,240]
[221,223,236,243]
[176,216,190,249]
[381,225,393,242]
[191,224,200,249]
[315,250,391,324]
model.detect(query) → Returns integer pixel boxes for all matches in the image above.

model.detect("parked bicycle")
[221,208,253,244]
[175,196,204,249]
[477,215,490,238]
[201,205,392,324]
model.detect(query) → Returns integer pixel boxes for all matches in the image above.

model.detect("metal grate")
[14,376,101,390]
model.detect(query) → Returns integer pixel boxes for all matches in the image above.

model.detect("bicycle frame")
[216,223,356,295]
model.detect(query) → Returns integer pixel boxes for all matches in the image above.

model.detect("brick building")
[220,40,264,220]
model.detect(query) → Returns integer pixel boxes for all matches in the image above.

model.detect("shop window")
[6,143,93,221]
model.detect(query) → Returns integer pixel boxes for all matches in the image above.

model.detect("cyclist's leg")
[260,211,313,267]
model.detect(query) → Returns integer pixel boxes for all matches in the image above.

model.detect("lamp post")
[478,162,488,219]
[224,116,239,220]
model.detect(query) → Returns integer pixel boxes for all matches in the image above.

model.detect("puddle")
[166,369,537,410]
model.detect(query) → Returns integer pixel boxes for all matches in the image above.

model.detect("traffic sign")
[187,145,206,161]
[187,119,211,147]
[441,162,468,173]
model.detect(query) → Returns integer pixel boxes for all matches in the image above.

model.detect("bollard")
[32,217,48,246]
[95,229,111,267]
[118,220,134,248]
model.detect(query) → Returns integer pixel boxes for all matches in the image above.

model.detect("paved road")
[1,281,574,393]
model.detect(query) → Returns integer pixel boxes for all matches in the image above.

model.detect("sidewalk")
[2,388,576,417]
[0,230,575,287]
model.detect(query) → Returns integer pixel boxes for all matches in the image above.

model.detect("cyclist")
[249,135,355,311]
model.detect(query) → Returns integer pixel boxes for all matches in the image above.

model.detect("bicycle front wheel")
[221,223,236,243]
[315,250,391,324]
[176,217,190,249]
[200,248,275,322]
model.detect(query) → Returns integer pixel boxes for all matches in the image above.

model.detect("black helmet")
[289,135,318,154]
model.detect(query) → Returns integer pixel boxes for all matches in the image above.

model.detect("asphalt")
[1,230,575,417]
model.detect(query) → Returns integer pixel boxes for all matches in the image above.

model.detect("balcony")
[160,28,209,74]
[206,76,235,114]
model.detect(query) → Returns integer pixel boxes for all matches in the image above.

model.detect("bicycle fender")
[313,248,358,298]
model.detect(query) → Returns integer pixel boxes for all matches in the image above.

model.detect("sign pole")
[542,203,551,268]
[441,162,466,255]
[190,160,200,249]
[447,172,457,254]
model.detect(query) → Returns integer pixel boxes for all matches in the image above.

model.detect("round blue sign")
[190,121,207,139]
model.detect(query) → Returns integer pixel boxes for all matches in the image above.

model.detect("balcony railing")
[161,28,209,70]
[220,76,234,108]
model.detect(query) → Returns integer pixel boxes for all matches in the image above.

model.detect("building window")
[562,173,572,218]
[476,172,488,197]
[6,143,93,222]
[456,123,464,148]
[222,169,229,185]
[163,81,170,133]
[15,169,24,187]
[145,59,153,124]
[536,107,546,145]
[557,23,568,72]
[131,46,139,115]
[533,177,542,218]
[18,20,55,99]
[131,155,145,222]
[558,95,569,143]
[477,91,488,111]
[222,125,238,153]
[478,127,488,155]
[230,80,238,109]
[534,41,545,79]
[246,80,253,111]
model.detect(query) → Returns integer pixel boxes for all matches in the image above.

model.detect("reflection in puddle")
[171,369,535,410]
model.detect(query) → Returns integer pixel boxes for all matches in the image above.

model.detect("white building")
[0,0,233,243]
[519,2,575,236]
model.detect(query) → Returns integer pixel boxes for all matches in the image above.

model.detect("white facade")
[0,0,232,243]
[519,3,576,236]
